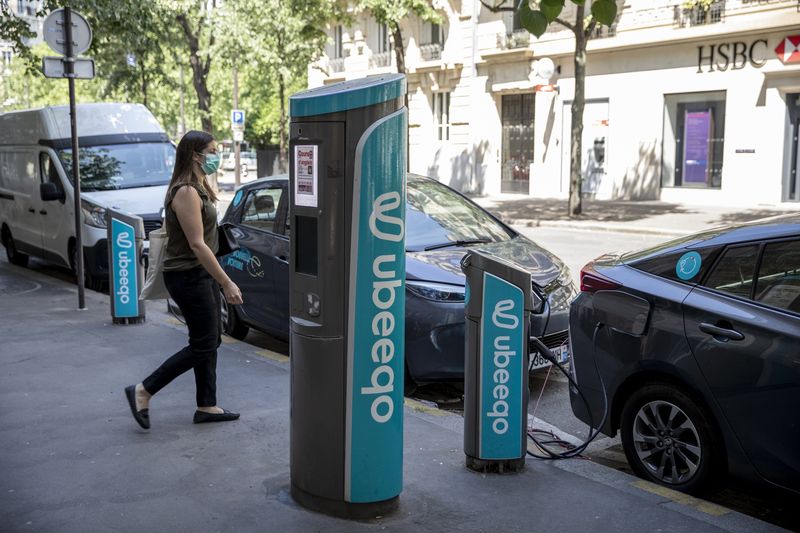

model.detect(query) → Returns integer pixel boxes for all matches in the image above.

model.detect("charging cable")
[527,324,609,460]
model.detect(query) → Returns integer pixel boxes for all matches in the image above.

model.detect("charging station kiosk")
[107,210,145,324]
[288,74,407,518]
[462,250,540,472]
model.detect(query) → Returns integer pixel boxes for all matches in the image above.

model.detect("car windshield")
[58,142,175,191]
[406,176,513,251]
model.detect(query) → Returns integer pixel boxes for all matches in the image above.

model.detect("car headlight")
[406,281,465,302]
[557,264,572,287]
[81,199,107,228]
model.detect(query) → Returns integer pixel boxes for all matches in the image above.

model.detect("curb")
[508,218,692,238]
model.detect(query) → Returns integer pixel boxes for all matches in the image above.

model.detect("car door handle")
[699,322,744,341]
[28,208,35,213]
[276,255,289,265]
[39,210,47,215]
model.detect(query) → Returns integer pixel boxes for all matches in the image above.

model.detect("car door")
[683,238,800,492]
[38,151,72,266]
[235,184,289,334]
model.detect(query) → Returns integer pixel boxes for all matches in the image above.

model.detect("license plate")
[529,343,570,372]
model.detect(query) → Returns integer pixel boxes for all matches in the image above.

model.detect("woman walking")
[125,130,243,429]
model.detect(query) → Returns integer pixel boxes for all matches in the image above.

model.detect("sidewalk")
[0,261,787,533]
[471,195,797,237]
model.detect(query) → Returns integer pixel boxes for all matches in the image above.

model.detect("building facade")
[1,0,45,109]
[309,0,800,207]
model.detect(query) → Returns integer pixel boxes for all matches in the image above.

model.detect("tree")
[482,0,617,217]
[216,0,343,170]
[0,0,36,64]
[357,0,441,75]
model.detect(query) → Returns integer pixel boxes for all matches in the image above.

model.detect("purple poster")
[683,110,712,184]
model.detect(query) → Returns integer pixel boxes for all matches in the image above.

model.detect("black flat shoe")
[193,409,240,424]
[125,385,150,429]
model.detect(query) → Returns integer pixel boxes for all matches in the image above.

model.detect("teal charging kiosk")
[107,209,145,324]
[288,74,407,519]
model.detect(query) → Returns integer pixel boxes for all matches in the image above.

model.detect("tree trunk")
[391,22,406,75]
[139,58,148,108]
[278,71,288,173]
[568,6,587,217]
[177,14,213,133]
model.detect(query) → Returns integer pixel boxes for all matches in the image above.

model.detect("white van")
[0,103,175,289]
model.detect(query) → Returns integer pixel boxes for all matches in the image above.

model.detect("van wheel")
[70,243,105,292]
[3,230,29,267]
[221,291,249,340]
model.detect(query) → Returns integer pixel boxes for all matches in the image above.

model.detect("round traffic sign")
[44,8,92,56]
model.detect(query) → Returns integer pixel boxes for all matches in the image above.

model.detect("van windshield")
[58,142,175,191]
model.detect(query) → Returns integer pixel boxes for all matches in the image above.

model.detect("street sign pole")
[65,6,86,310]
[233,69,241,188]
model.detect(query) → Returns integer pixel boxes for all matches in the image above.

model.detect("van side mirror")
[40,182,65,202]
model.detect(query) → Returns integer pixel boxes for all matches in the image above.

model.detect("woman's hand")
[222,280,243,305]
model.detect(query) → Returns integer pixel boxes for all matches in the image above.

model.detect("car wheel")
[404,363,418,396]
[221,291,249,340]
[3,229,29,267]
[620,383,723,495]
[70,243,105,292]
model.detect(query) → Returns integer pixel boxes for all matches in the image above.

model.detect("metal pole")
[65,7,86,310]
[233,66,240,188]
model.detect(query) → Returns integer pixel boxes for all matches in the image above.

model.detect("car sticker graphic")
[676,251,702,281]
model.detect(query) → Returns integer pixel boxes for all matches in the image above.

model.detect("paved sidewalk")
[0,261,788,533]
[471,195,797,237]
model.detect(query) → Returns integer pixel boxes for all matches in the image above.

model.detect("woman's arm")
[172,185,243,305]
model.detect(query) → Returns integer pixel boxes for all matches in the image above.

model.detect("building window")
[333,25,344,59]
[433,92,450,142]
[662,91,726,189]
[2,51,12,66]
[17,0,24,12]
[378,23,391,54]
[420,21,444,61]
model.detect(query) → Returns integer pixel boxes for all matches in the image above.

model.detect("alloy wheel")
[631,400,702,485]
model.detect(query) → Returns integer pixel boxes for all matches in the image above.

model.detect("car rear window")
[628,246,721,284]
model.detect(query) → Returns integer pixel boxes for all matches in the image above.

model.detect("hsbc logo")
[775,35,800,64]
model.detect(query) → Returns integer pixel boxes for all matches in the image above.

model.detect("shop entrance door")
[501,93,534,194]
[787,93,800,202]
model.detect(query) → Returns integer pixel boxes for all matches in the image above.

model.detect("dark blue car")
[569,214,800,495]
[217,174,576,389]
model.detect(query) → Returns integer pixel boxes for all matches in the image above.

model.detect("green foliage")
[520,2,548,38]
[517,0,617,38]
[357,0,441,26]
[590,0,617,25]
[540,0,565,23]
[681,0,715,10]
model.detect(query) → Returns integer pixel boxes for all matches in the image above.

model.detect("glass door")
[788,93,800,202]
[501,93,534,194]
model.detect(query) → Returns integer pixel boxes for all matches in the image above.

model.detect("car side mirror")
[40,182,65,202]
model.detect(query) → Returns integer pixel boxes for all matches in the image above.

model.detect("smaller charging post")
[106,209,145,324]
[461,250,541,472]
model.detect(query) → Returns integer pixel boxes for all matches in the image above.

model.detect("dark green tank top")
[163,183,219,272]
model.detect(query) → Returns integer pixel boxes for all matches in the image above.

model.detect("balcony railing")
[497,30,530,50]
[328,57,344,73]
[674,0,726,27]
[419,43,442,61]
[369,51,392,69]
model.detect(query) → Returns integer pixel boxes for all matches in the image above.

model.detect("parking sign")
[231,109,245,129]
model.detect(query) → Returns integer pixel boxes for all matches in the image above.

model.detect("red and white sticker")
[294,145,318,208]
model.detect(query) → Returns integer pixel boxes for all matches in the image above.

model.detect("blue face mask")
[201,153,221,175]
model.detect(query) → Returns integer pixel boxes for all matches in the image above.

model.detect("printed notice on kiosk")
[294,145,318,208]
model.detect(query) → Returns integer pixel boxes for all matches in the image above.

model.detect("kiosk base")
[112,317,145,325]
[466,456,525,474]
[291,484,399,519]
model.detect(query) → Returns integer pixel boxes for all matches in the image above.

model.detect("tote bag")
[141,226,170,300]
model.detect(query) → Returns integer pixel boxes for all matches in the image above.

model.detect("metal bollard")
[107,209,146,325]
[461,250,542,473]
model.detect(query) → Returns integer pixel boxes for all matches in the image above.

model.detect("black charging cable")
[526,324,609,460]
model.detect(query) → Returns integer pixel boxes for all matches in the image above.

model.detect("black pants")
[142,266,222,407]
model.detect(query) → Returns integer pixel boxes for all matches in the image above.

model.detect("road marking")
[631,480,731,517]
[254,349,289,363]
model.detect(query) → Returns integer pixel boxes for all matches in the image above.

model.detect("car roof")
[623,213,800,263]
[240,172,436,191]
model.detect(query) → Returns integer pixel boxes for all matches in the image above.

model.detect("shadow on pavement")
[473,197,695,223]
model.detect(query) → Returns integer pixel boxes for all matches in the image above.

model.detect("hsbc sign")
[697,35,800,73]
[775,35,800,64]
